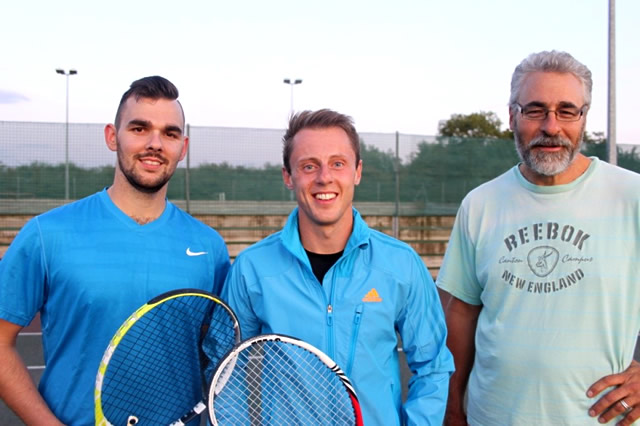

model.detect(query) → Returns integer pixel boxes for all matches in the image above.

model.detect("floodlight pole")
[56,68,78,200]
[607,0,617,165]
[283,78,303,116]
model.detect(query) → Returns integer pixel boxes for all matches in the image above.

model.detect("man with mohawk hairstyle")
[0,76,229,425]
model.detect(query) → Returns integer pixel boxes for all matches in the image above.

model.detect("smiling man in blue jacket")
[221,109,454,425]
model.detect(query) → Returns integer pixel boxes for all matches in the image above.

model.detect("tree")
[438,111,513,139]
[354,142,396,202]
[405,137,519,204]
[582,131,606,145]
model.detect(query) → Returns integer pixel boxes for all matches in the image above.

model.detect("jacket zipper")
[327,261,340,359]
[326,303,334,357]
[346,303,363,377]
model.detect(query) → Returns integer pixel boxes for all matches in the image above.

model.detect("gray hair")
[509,50,592,108]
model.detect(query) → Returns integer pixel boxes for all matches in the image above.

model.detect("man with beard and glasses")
[0,76,229,425]
[437,51,640,425]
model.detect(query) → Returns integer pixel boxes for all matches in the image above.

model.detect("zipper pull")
[327,304,333,326]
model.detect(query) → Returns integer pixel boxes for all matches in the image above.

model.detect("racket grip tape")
[169,401,206,426]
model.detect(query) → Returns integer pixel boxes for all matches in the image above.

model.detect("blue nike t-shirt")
[0,189,230,425]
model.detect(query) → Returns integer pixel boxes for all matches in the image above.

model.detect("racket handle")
[169,401,206,426]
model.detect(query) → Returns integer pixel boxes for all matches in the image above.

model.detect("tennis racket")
[95,288,241,426]
[207,334,364,426]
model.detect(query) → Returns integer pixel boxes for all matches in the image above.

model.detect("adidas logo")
[362,288,382,303]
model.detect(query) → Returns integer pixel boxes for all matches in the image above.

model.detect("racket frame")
[95,288,241,426]
[207,333,363,426]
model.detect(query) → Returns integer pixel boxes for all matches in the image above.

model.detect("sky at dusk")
[1,0,638,145]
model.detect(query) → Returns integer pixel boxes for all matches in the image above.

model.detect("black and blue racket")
[95,288,241,425]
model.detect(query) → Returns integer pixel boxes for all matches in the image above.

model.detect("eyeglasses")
[514,103,588,122]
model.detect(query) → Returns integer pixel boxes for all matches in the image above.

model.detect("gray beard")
[514,133,582,176]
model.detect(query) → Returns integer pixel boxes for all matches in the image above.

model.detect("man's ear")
[282,167,294,189]
[179,136,189,161]
[104,124,117,152]
[354,159,362,186]
[509,107,516,131]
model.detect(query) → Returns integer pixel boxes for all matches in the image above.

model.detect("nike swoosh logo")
[186,248,208,257]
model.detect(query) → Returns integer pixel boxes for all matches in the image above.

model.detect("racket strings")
[101,295,226,425]
[201,304,239,376]
[212,340,357,425]
[258,351,350,422]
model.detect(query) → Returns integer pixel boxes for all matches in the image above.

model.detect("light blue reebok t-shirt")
[437,158,640,425]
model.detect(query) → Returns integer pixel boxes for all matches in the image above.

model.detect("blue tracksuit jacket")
[221,208,454,425]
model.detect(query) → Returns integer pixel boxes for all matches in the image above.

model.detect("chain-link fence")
[0,121,442,214]
[3,120,640,272]
[2,121,640,217]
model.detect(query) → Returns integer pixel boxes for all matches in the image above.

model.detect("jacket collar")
[280,207,370,266]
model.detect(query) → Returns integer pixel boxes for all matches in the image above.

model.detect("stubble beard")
[116,147,172,194]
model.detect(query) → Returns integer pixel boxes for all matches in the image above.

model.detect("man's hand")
[0,319,63,425]
[443,408,469,426]
[442,296,481,426]
[588,360,640,425]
